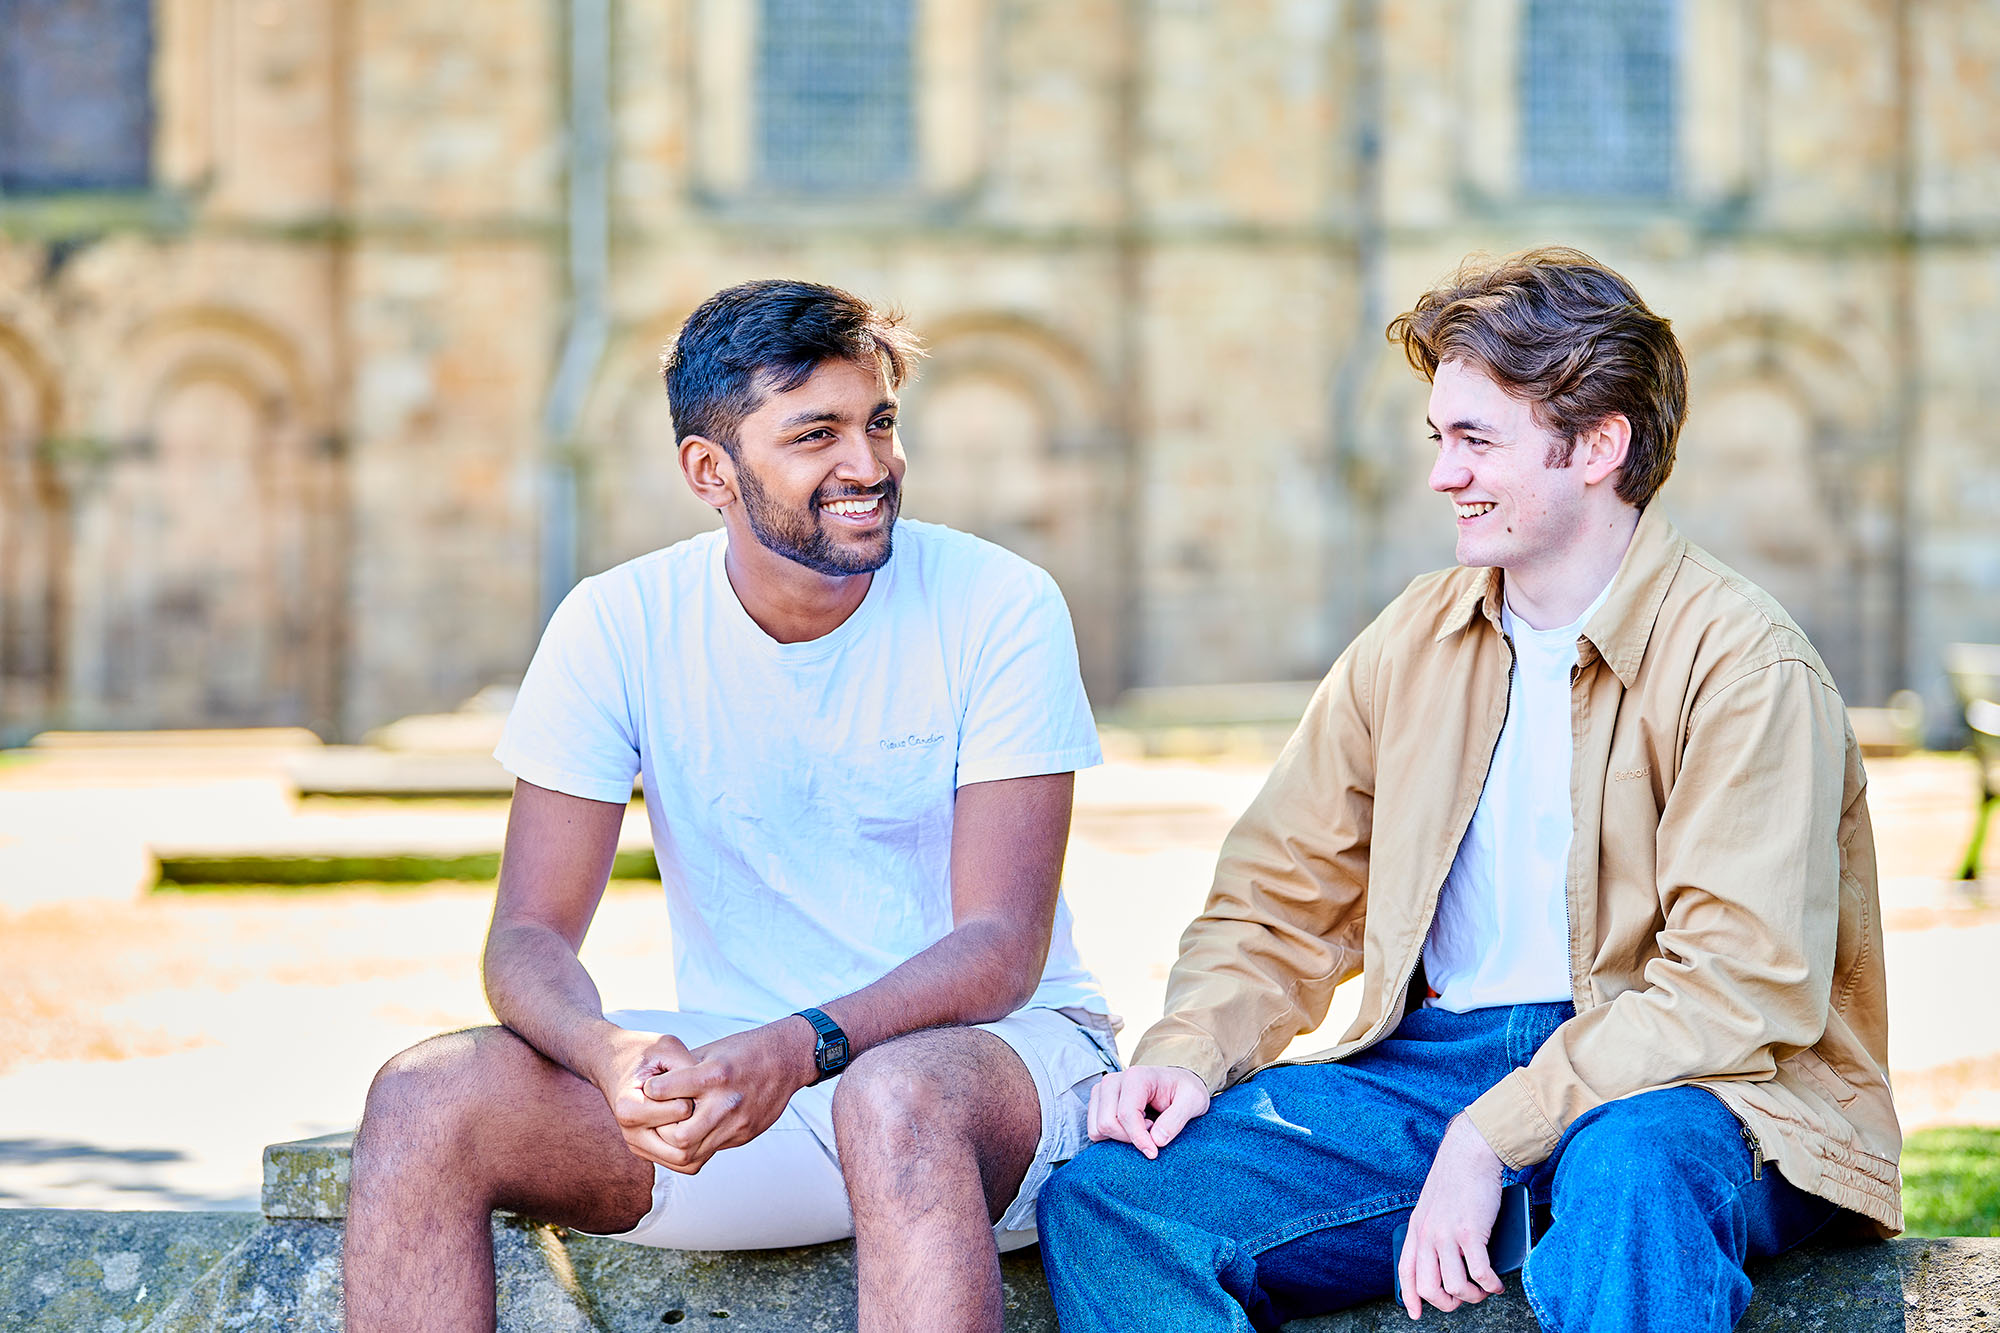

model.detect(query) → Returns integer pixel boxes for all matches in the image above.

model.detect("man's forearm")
[797,771,1067,1058]
[483,919,625,1085]
[637,774,1071,1170]
[629,917,1043,1173]
[817,915,1044,1057]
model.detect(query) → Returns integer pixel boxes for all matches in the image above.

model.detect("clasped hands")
[1090,1067,1509,1321]
[593,1017,816,1175]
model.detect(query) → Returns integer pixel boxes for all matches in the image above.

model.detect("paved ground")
[0,740,1994,1211]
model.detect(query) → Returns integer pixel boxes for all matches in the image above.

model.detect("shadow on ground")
[0,1138,255,1211]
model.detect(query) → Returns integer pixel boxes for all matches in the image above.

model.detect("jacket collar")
[1431,506,1686,689]
[1435,567,1504,644]
[1582,506,1685,687]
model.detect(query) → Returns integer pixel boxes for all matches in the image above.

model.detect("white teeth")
[824,497,880,517]
[1456,502,1496,519]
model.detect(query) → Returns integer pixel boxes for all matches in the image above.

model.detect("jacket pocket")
[1781,1047,1858,1107]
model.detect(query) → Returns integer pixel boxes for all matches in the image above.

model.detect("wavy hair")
[1387,247,1687,508]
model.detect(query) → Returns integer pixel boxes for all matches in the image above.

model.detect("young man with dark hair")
[344,279,1119,1333]
[1036,248,1900,1333]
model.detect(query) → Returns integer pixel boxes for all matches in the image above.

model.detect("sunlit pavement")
[0,746,1994,1211]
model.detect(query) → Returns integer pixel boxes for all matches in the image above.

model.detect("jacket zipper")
[1376,627,1518,1037]
[1562,657,1580,1011]
[1696,1084,1765,1181]
[1740,1123,1764,1180]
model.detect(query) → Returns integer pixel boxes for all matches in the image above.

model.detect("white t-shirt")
[495,519,1108,1025]
[1422,583,1611,1013]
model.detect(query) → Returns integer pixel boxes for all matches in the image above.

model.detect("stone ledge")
[0,1210,1059,1333]
[0,1133,1992,1332]
[5,1207,1997,1332]
[262,1131,353,1220]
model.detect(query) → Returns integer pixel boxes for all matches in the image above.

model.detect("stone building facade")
[1,0,1996,741]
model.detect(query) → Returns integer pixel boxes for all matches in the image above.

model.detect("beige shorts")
[586,1005,1121,1253]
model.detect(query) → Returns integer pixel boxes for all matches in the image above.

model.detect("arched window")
[756,0,915,192]
[0,0,153,193]
[1520,0,1676,199]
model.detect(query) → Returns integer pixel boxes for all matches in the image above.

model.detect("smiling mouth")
[820,494,883,520]
[1455,501,1496,519]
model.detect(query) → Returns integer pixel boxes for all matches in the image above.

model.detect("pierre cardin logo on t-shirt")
[880,732,946,752]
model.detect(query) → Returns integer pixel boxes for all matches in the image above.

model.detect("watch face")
[821,1037,849,1070]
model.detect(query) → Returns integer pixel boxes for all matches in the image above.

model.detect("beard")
[737,461,900,577]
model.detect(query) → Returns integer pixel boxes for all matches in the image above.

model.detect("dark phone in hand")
[1391,1182,1532,1307]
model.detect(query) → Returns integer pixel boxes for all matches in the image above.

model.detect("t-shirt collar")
[710,530,896,663]
[1431,505,1685,688]
[1503,575,1614,647]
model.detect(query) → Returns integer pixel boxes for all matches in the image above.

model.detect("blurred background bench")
[1946,644,2000,884]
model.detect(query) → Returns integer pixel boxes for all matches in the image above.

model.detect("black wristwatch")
[796,1007,850,1085]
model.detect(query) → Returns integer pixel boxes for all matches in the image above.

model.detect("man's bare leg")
[832,1028,1042,1333]
[344,1025,654,1333]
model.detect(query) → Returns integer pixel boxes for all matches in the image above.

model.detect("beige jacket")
[1133,509,1902,1232]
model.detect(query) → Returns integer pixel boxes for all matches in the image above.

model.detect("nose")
[831,428,890,488]
[1429,442,1470,495]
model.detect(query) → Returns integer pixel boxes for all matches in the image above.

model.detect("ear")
[1578,413,1633,488]
[678,435,737,510]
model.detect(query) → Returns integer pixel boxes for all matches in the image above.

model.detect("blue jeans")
[1036,1003,1841,1333]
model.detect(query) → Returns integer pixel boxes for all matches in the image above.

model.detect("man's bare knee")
[833,1032,982,1149]
[354,1028,510,1187]
[833,1029,1039,1221]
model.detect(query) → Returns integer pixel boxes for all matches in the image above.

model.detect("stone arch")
[905,314,1111,449]
[59,308,341,729]
[111,306,324,437]
[0,326,66,738]
[0,324,59,437]
[1348,342,1456,615]
[1679,312,1884,441]
[897,316,1120,697]
[1672,317,1894,700]
[573,310,721,576]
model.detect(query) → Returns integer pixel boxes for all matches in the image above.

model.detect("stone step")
[285,747,519,798]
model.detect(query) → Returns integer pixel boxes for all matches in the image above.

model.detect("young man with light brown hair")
[1036,248,1900,1333]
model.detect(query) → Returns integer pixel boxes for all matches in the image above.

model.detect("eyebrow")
[776,408,843,430]
[1425,416,1501,435]
[775,398,899,431]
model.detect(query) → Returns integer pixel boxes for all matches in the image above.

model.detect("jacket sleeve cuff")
[1466,1070,1564,1170]
[1129,1034,1232,1095]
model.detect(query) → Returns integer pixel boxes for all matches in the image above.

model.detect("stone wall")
[1,0,1996,739]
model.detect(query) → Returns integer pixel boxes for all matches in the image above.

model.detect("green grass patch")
[158,851,504,885]
[154,847,660,888]
[1901,1126,2000,1236]
[156,876,665,897]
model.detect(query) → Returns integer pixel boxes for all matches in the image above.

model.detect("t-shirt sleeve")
[954,563,1103,787]
[493,580,642,804]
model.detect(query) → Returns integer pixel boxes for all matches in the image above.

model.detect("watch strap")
[795,1007,850,1085]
